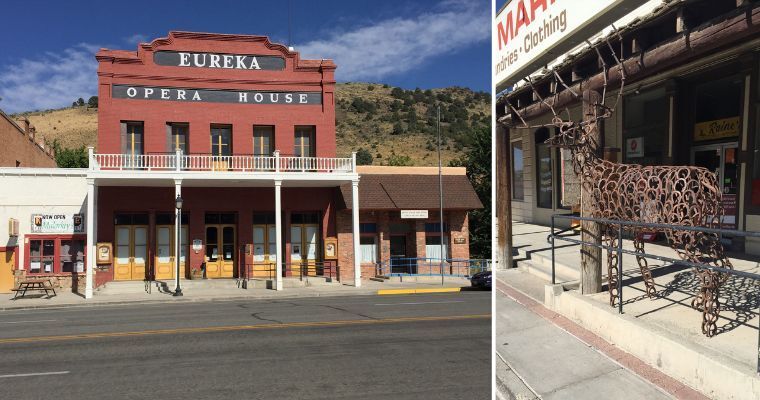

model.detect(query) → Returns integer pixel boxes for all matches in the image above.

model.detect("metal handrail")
[375,257,491,277]
[549,213,760,374]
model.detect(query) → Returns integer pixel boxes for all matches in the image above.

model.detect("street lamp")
[173,194,183,296]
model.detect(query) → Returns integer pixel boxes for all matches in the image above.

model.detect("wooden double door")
[291,223,320,276]
[154,225,188,280]
[205,224,235,278]
[115,225,147,281]
[252,224,277,278]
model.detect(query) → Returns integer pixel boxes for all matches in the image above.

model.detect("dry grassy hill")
[13,83,490,166]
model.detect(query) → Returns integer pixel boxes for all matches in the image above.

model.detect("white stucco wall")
[0,169,88,269]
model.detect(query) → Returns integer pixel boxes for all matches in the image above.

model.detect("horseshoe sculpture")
[507,34,733,337]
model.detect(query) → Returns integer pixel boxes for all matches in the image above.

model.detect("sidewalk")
[512,222,760,370]
[0,277,472,311]
[495,276,676,400]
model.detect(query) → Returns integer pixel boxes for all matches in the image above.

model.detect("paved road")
[0,292,490,400]
[495,288,671,400]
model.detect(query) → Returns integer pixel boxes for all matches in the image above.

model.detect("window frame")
[511,140,524,200]
[124,121,144,156]
[253,125,274,157]
[294,126,316,157]
[210,124,233,157]
[168,122,189,154]
[359,235,378,264]
[25,234,87,275]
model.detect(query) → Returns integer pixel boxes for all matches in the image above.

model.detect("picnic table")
[12,279,56,299]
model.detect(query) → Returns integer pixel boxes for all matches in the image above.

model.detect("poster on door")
[721,194,737,230]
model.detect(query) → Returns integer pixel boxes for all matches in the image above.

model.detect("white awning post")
[274,180,283,291]
[87,146,95,171]
[85,178,95,299]
[174,179,182,292]
[352,179,361,287]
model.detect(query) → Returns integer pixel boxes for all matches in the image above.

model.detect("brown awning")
[339,174,483,210]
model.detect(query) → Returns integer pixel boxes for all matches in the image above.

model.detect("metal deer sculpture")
[507,35,732,337]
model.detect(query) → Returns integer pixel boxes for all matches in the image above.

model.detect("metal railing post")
[617,222,623,314]
[175,149,181,172]
[551,216,556,285]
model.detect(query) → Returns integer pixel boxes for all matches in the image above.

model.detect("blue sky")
[0,0,490,113]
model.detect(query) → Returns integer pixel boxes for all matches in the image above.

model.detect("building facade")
[497,0,760,254]
[1,32,482,296]
[0,110,56,168]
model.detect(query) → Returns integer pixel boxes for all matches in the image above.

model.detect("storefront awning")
[339,174,483,210]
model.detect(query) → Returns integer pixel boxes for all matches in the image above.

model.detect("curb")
[376,287,462,295]
[0,290,389,312]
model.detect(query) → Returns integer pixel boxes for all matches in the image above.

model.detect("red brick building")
[73,31,482,297]
[0,110,56,168]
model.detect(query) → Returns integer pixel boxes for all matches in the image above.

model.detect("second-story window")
[294,126,315,157]
[167,123,189,154]
[253,126,274,156]
[121,121,144,156]
[211,125,232,157]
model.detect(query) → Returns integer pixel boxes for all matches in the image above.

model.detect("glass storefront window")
[535,128,552,208]
[623,87,668,165]
[511,141,524,200]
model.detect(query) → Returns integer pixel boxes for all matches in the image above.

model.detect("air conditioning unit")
[8,218,19,237]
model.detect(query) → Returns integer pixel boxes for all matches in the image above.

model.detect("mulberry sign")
[31,214,84,234]
[112,85,322,105]
[153,51,285,70]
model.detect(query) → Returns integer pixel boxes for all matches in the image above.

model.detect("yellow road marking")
[377,288,462,295]
[0,314,489,344]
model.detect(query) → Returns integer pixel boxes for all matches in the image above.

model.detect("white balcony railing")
[89,149,356,174]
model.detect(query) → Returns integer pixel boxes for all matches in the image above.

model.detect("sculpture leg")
[605,227,619,307]
[634,236,656,299]
[698,270,720,337]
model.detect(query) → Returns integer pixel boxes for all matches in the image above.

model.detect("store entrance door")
[114,225,147,280]
[205,224,235,278]
[0,249,14,293]
[691,142,740,229]
[155,225,188,280]
[390,236,412,274]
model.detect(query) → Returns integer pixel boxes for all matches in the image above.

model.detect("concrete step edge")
[516,259,577,284]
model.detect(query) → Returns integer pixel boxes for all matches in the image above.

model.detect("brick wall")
[336,209,473,280]
[0,113,57,168]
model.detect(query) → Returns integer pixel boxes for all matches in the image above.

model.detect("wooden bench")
[11,279,56,299]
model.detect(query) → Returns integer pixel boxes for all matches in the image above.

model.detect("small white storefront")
[0,168,88,292]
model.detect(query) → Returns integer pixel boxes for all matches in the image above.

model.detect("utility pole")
[438,105,445,285]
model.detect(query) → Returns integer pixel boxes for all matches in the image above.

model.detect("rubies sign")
[112,85,322,105]
[31,214,85,234]
[154,51,285,70]
[694,117,740,141]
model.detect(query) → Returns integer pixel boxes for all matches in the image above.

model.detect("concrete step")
[516,259,578,285]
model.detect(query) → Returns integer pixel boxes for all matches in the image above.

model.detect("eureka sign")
[153,51,285,70]
[112,85,322,105]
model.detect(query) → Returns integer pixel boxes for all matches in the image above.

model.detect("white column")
[352,179,361,287]
[85,178,95,299]
[174,179,182,289]
[274,180,283,291]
